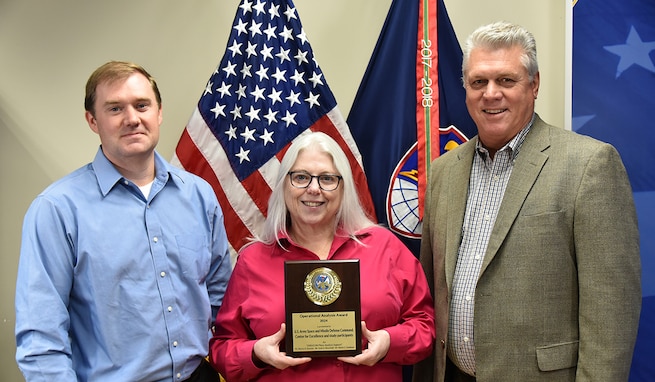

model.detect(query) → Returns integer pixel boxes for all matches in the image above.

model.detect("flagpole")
[564,0,573,131]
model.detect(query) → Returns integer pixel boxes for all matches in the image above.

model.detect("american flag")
[172,0,376,258]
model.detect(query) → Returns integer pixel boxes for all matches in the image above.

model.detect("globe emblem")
[389,171,422,238]
[386,126,469,238]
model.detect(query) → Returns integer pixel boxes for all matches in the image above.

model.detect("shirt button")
[153,237,159,243]
[484,214,491,221]
[463,337,470,343]
[173,341,178,347]
[168,306,173,312]
[160,271,166,277]
[176,373,182,379]
[465,295,472,301]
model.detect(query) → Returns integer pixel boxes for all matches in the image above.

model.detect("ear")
[85,111,99,134]
[532,71,540,99]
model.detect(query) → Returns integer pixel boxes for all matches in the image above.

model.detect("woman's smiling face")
[284,146,343,231]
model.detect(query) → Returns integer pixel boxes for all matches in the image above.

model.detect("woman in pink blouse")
[209,132,435,382]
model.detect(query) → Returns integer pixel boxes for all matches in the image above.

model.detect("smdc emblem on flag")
[348,0,477,254]
[387,126,468,239]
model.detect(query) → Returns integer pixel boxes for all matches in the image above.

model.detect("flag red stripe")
[175,128,254,251]
[415,0,440,220]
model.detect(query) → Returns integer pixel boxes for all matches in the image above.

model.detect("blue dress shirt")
[15,148,232,381]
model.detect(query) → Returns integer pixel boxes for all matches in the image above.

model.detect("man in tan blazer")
[415,22,641,381]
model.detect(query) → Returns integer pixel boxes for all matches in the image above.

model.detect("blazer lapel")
[479,117,551,276]
[445,139,476,289]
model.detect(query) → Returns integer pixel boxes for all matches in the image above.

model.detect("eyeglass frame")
[287,171,343,191]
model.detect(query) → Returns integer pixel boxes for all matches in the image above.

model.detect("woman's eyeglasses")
[287,171,342,191]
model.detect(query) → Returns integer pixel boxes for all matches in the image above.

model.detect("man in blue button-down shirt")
[15,61,232,382]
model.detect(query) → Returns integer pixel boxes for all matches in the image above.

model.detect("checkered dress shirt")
[447,118,534,376]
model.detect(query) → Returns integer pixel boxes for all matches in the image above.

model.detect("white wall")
[0,1,567,380]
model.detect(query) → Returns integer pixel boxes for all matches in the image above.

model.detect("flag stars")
[260,128,274,146]
[228,40,243,57]
[255,65,269,81]
[290,69,305,85]
[268,3,280,19]
[240,63,253,79]
[276,47,291,63]
[246,41,258,58]
[284,6,297,21]
[210,102,226,119]
[249,20,263,37]
[280,25,294,43]
[296,29,308,45]
[268,88,283,104]
[261,44,274,61]
[252,0,266,16]
[271,67,287,83]
[240,126,257,143]
[203,81,213,96]
[286,90,301,106]
[294,50,309,65]
[604,26,655,78]
[216,82,231,98]
[264,108,278,124]
[264,24,277,40]
[245,105,261,122]
[230,105,242,120]
[233,19,248,36]
[225,125,237,141]
[223,62,237,78]
[236,84,247,99]
[251,85,266,102]
[235,147,251,163]
[197,1,341,176]
[305,92,320,108]
[309,71,324,87]
[239,0,253,15]
[281,110,297,127]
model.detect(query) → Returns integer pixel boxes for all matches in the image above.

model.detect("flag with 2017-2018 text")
[573,0,655,379]
[172,0,376,258]
[347,0,477,255]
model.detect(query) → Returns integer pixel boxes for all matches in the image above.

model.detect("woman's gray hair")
[462,21,539,84]
[257,131,375,245]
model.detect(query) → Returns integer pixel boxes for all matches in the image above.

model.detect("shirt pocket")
[535,340,579,371]
[175,234,210,281]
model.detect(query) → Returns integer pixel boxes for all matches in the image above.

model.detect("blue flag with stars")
[573,0,655,379]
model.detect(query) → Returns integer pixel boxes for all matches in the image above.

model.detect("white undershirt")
[138,180,154,199]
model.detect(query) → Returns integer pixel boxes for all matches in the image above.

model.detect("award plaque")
[284,259,361,357]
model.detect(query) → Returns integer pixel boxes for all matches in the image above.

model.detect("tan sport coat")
[414,115,641,381]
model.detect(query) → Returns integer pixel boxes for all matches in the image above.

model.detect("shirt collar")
[91,147,177,196]
[476,113,535,161]
[276,227,374,255]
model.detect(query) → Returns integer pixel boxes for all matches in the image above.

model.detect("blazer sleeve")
[574,142,641,381]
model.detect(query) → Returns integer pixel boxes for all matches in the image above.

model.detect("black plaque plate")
[284,259,361,357]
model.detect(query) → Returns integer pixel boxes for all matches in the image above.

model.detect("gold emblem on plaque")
[304,267,342,306]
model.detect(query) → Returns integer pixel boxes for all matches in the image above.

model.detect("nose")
[124,106,140,126]
[482,82,501,98]
[306,177,321,194]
